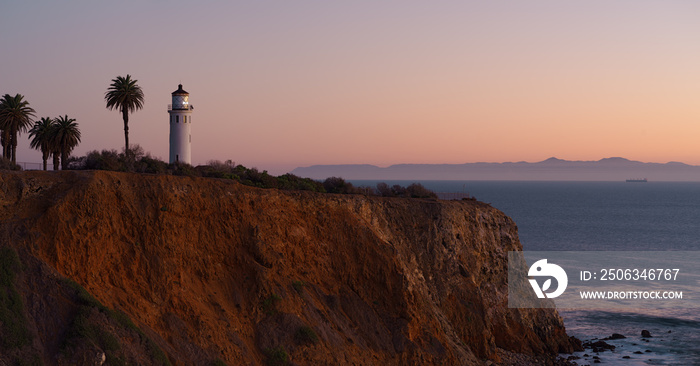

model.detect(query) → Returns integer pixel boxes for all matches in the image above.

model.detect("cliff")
[0,170,574,365]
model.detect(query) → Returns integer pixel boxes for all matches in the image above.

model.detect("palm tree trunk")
[122,107,129,155]
[10,128,17,163]
[53,152,60,171]
[1,130,6,159]
[42,150,48,171]
[61,151,68,170]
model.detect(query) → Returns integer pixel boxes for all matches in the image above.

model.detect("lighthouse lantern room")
[167,84,193,164]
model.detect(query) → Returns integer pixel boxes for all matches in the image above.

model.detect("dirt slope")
[0,170,573,365]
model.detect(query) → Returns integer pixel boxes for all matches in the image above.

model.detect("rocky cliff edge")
[0,170,574,365]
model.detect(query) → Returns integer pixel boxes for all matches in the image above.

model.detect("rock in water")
[641,330,653,338]
[570,336,584,351]
[603,333,626,340]
[582,340,616,353]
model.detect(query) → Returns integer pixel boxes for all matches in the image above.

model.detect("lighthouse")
[168,84,193,164]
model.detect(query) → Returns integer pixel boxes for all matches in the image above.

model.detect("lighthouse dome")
[171,84,190,110]
[172,84,189,95]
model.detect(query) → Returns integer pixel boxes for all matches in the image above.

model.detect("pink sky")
[2,1,700,175]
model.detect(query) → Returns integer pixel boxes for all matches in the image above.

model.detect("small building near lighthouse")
[168,84,193,164]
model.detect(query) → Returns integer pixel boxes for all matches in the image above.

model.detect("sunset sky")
[2,1,700,174]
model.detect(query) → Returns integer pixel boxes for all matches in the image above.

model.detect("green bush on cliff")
[63,278,107,311]
[170,161,199,177]
[68,153,326,192]
[322,176,356,194]
[291,280,306,293]
[70,145,168,174]
[295,326,319,345]
[136,155,169,174]
[0,247,31,350]
[15,355,42,366]
[264,346,289,366]
[376,182,437,198]
[61,279,172,366]
[68,150,438,199]
[405,183,438,198]
[262,293,282,315]
[80,149,122,170]
[276,173,324,192]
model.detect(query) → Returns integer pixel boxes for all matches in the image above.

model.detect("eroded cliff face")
[0,171,573,365]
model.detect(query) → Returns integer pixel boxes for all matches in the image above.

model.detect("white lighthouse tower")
[168,84,193,164]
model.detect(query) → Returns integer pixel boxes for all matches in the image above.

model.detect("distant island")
[292,157,700,181]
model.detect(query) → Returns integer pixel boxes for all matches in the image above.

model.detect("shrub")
[99,328,121,352]
[62,278,106,311]
[70,145,168,173]
[81,149,123,171]
[405,183,437,198]
[264,346,288,366]
[135,154,168,174]
[108,309,139,332]
[295,326,319,345]
[322,176,356,194]
[15,354,41,366]
[242,168,278,188]
[0,247,21,286]
[169,162,200,177]
[391,184,406,196]
[262,294,282,315]
[292,280,305,293]
[376,182,437,198]
[0,156,21,171]
[276,174,324,192]
[60,280,171,366]
[63,146,436,201]
[0,247,31,349]
[376,182,392,197]
[198,160,235,179]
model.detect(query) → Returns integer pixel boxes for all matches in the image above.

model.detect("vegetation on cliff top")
[62,146,437,198]
[2,77,435,201]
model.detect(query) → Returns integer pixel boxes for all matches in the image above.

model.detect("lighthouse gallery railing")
[167,104,194,111]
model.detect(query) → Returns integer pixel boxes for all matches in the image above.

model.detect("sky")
[2,1,700,175]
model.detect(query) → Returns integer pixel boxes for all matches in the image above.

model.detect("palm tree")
[51,115,81,170]
[104,75,144,155]
[28,117,56,171]
[52,145,60,171]
[0,94,36,163]
[1,128,8,160]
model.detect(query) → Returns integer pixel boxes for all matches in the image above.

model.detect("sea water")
[351,180,700,365]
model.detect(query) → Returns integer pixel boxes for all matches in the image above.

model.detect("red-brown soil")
[0,170,574,365]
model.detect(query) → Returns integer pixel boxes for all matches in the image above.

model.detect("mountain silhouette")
[292,158,700,181]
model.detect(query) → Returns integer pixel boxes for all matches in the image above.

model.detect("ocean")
[351,180,700,365]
